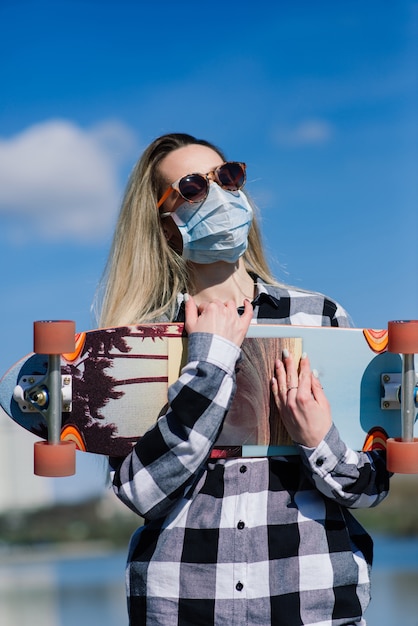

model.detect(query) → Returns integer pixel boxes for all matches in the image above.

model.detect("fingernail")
[312,369,319,379]
[282,349,290,358]
[183,293,190,302]
[301,352,307,359]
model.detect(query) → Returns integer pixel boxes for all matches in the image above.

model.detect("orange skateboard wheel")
[387,438,418,474]
[34,320,76,354]
[387,320,418,354]
[34,440,76,476]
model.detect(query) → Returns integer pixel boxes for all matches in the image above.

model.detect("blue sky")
[0,1,417,501]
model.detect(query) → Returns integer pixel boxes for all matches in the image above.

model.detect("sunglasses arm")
[156,186,174,209]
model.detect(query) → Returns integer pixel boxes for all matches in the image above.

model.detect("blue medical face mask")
[170,183,253,264]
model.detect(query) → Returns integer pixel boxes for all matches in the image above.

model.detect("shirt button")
[239,465,247,473]
[237,520,245,530]
[236,581,244,591]
[316,458,324,467]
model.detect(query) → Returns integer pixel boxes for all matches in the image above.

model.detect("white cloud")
[272,119,334,147]
[0,119,138,243]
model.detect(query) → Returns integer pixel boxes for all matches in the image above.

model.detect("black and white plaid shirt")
[111,278,390,626]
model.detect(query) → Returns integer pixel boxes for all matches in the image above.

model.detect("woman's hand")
[184,294,253,348]
[271,350,332,448]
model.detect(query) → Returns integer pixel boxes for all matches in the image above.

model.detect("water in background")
[1,535,417,626]
[0,546,127,626]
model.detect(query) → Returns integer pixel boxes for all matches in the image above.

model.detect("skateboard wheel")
[387,320,418,354]
[34,440,76,477]
[386,437,418,474]
[34,320,76,354]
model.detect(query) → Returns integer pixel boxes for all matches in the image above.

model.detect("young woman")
[99,133,390,625]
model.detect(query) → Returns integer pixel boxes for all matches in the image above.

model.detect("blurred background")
[0,1,417,624]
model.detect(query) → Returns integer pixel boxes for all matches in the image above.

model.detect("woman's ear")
[161,215,183,255]
[162,224,171,241]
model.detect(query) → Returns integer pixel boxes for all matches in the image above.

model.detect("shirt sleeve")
[324,298,353,328]
[333,304,353,328]
[296,423,390,508]
[110,331,241,520]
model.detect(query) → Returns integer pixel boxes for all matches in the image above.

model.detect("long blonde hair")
[97,133,277,327]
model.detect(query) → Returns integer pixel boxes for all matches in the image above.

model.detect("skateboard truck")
[380,372,418,410]
[386,320,418,473]
[22,321,77,477]
[13,374,72,413]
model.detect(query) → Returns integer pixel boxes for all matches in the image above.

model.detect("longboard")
[0,323,414,463]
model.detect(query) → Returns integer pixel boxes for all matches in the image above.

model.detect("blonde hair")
[97,133,277,327]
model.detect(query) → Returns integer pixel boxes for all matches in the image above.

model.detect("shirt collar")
[174,276,280,322]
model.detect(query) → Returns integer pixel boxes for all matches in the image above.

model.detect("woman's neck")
[188,259,256,308]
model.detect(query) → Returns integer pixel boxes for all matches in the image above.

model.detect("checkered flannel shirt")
[110,278,390,626]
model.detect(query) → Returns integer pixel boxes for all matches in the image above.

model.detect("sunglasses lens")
[178,174,208,203]
[217,162,246,190]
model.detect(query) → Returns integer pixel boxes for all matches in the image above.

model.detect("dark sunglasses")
[157,161,246,209]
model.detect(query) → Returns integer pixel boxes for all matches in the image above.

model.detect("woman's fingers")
[184,293,198,333]
[272,351,332,447]
[184,295,253,348]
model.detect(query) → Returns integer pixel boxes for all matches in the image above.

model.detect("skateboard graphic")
[0,320,417,476]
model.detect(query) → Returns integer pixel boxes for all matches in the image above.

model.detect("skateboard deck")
[0,323,414,459]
